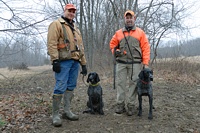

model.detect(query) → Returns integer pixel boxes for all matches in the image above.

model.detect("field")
[0,59,200,133]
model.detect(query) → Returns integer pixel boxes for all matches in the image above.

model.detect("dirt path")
[35,81,200,133]
[0,68,200,133]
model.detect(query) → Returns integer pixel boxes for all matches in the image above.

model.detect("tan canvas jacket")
[47,17,86,65]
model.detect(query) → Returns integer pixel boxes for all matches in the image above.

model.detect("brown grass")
[153,57,200,84]
[0,65,51,80]
[0,58,200,132]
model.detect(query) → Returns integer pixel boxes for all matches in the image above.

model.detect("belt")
[116,59,141,64]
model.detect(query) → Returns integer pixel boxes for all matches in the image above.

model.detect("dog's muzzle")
[149,73,153,81]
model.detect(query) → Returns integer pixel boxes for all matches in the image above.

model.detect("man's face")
[125,14,135,27]
[64,9,76,20]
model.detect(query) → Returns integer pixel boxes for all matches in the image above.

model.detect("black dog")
[83,72,104,115]
[136,68,153,119]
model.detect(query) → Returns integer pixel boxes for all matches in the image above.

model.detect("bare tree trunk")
[79,0,83,33]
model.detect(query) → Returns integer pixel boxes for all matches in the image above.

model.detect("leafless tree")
[0,0,198,70]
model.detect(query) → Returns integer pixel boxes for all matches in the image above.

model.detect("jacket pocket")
[71,51,84,60]
[58,47,71,60]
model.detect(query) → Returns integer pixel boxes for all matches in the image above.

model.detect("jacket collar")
[58,17,66,24]
[61,16,75,24]
[58,17,80,35]
[122,24,136,32]
[58,17,75,25]
[58,17,75,31]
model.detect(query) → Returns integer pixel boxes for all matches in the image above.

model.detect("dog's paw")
[138,112,142,117]
[91,110,95,114]
[83,110,88,114]
[148,114,153,120]
[99,110,104,115]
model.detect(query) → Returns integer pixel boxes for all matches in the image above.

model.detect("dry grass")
[0,65,51,80]
[155,55,200,64]
[0,58,200,132]
[1,56,200,87]
[153,56,200,85]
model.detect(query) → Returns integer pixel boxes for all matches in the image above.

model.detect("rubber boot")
[52,95,62,127]
[115,103,126,114]
[62,90,79,121]
[127,105,134,116]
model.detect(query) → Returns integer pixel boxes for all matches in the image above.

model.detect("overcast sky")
[0,0,200,40]
[49,0,200,40]
[176,0,200,39]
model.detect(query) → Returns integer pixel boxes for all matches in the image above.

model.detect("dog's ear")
[95,73,100,83]
[87,73,91,83]
[150,70,153,81]
[151,70,153,75]
[138,70,144,79]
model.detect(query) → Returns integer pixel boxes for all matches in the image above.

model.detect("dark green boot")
[62,90,79,121]
[52,95,62,127]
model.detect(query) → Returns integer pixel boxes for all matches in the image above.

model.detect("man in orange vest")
[110,10,150,116]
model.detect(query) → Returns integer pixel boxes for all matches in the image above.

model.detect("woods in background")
[0,0,199,69]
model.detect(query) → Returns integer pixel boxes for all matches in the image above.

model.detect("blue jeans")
[53,60,80,94]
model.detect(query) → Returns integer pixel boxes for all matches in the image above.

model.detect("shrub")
[8,62,29,71]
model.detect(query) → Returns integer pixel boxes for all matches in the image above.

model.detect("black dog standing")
[137,68,153,119]
[83,72,104,115]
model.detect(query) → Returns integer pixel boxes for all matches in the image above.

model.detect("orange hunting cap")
[124,10,135,17]
[65,4,76,11]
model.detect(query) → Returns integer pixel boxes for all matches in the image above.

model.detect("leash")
[81,75,100,87]
[113,47,117,89]
[122,31,134,80]
[82,75,89,87]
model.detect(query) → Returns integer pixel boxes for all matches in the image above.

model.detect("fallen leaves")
[0,93,51,132]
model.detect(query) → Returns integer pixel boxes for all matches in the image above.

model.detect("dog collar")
[89,82,99,86]
[141,80,150,84]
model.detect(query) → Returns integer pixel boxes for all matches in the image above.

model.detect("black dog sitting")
[136,68,153,120]
[83,72,104,115]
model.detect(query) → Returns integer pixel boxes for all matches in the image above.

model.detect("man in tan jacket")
[47,3,87,127]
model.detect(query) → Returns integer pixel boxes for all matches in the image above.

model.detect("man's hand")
[52,59,61,73]
[143,65,149,69]
[115,49,121,57]
[81,65,87,76]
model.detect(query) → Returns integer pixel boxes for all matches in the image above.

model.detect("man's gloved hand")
[52,59,61,73]
[143,64,149,69]
[115,49,121,57]
[81,65,87,76]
